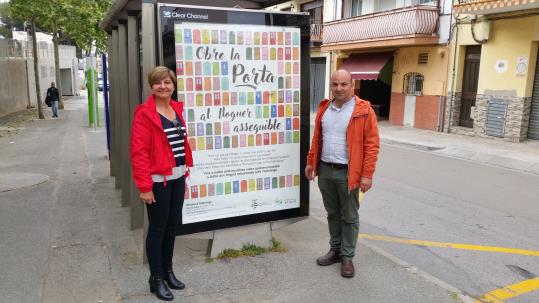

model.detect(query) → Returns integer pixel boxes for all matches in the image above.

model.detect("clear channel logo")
[162,11,209,20]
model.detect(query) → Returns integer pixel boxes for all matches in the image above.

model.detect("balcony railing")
[453,0,539,14]
[323,5,438,47]
[311,23,323,43]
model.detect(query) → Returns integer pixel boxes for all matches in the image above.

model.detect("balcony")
[321,5,439,51]
[311,23,323,44]
[453,0,539,15]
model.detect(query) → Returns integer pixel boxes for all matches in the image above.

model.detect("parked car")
[97,79,109,91]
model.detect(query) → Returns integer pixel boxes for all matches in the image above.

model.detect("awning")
[340,52,393,80]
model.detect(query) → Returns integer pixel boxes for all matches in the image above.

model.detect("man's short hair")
[147,66,176,87]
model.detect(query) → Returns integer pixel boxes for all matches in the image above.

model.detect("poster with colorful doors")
[174,22,301,224]
[159,4,310,234]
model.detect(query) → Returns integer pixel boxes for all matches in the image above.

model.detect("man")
[305,69,380,278]
[46,82,59,118]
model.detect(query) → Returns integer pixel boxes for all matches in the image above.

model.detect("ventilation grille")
[418,53,429,64]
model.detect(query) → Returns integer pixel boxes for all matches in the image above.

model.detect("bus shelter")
[101,0,310,257]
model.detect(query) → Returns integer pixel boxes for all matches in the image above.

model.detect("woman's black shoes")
[148,270,184,301]
[164,269,186,290]
[149,275,173,301]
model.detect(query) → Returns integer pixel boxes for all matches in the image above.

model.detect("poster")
[174,23,302,224]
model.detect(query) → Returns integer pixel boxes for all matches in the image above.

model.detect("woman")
[130,66,193,301]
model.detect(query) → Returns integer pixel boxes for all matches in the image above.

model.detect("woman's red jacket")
[130,94,193,193]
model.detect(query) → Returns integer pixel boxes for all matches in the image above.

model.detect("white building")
[12,31,80,97]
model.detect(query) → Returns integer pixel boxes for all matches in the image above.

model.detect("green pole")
[86,56,99,128]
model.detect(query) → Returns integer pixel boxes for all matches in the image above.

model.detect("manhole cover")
[0,173,49,192]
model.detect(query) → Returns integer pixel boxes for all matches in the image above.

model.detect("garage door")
[528,50,539,140]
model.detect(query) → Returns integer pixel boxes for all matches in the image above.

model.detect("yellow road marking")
[358,234,539,257]
[358,234,539,302]
[474,277,539,303]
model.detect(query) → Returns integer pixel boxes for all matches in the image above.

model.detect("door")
[310,57,326,112]
[60,68,73,96]
[459,45,481,128]
[528,48,539,140]
[485,100,507,137]
[403,95,416,127]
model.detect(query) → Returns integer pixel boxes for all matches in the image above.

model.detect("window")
[351,0,362,17]
[375,0,395,13]
[343,0,362,18]
[404,72,424,95]
[301,1,323,24]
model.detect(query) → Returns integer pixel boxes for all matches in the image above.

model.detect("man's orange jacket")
[306,96,380,190]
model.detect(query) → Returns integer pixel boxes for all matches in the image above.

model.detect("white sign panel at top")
[174,23,302,224]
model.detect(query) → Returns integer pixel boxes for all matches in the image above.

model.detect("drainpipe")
[436,0,453,132]
[447,16,459,133]
[435,0,441,34]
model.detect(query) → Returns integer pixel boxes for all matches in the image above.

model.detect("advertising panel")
[158,4,310,234]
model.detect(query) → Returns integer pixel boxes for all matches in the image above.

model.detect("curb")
[380,137,445,151]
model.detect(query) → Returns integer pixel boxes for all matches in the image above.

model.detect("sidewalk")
[0,96,466,303]
[377,121,539,175]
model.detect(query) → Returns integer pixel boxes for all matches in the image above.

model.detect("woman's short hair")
[147,66,176,87]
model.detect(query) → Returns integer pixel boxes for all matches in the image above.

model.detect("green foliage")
[271,237,287,253]
[8,0,48,32]
[214,239,287,261]
[60,0,112,53]
[218,248,242,259]
[241,244,267,256]
[7,0,112,53]
[0,3,24,38]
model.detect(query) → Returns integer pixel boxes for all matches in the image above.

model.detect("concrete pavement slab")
[0,172,49,192]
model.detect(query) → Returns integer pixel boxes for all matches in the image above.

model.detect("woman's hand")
[140,191,156,204]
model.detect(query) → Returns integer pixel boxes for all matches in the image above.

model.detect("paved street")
[311,144,539,302]
[1,93,538,302]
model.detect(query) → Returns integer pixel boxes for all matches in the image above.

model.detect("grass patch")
[205,257,214,263]
[216,238,287,260]
[241,243,267,256]
[218,248,242,259]
[270,237,287,252]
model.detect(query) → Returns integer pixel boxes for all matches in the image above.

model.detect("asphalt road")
[310,143,539,302]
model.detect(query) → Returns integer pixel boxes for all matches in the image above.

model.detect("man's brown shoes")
[317,250,355,278]
[341,260,355,278]
[316,250,342,266]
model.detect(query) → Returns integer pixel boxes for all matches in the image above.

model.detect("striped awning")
[340,52,393,80]
[322,6,438,47]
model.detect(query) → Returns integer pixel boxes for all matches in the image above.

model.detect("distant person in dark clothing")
[46,82,59,118]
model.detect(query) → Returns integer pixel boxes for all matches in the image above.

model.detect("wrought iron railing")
[310,23,323,43]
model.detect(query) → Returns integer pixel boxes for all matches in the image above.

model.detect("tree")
[8,0,112,117]
[52,0,111,109]
[0,3,24,38]
[60,0,112,54]
[8,0,48,119]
